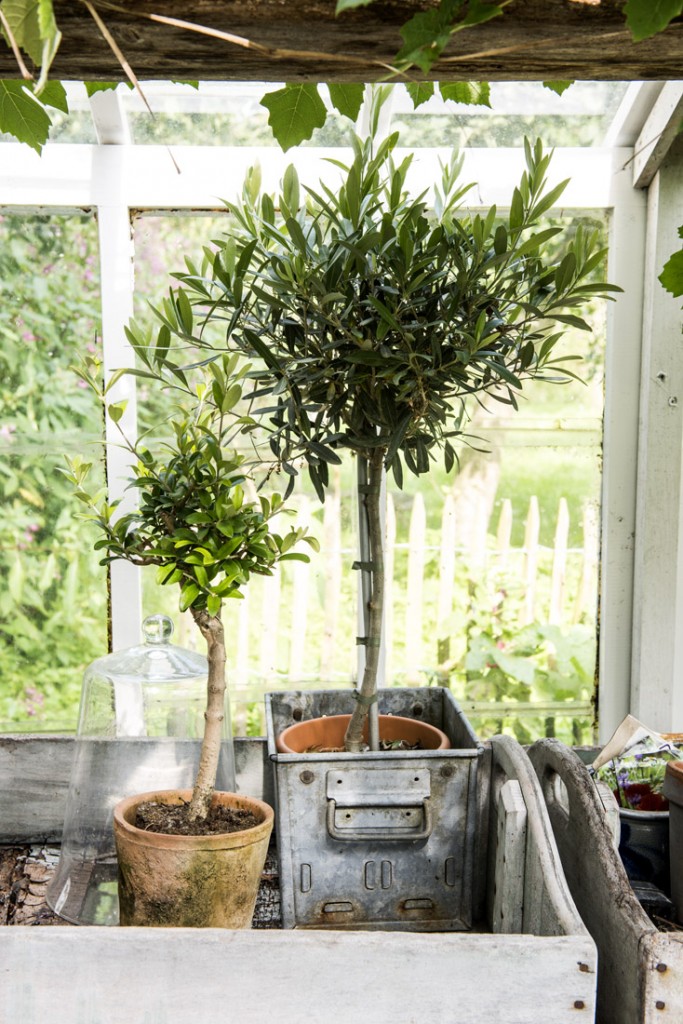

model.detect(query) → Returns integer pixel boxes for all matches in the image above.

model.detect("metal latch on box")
[326,767,433,842]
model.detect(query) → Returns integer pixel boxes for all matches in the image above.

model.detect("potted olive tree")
[65,350,316,927]
[122,119,617,928]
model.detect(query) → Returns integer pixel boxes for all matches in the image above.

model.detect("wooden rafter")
[0,0,682,83]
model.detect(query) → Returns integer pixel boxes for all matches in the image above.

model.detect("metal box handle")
[326,797,433,842]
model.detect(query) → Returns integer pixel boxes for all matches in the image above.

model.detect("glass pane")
[117,80,630,150]
[0,82,98,146]
[131,204,605,742]
[391,81,630,148]
[0,214,107,732]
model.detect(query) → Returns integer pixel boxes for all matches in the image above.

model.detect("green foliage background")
[0,203,603,744]
[0,213,108,730]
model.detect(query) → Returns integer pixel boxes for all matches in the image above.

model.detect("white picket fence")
[173,486,600,734]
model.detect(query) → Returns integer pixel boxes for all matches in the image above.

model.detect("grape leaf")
[260,84,327,151]
[660,228,683,299]
[439,82,491,107]
[396,0,504,73]
[328,83,365,121]
[39,79,67,112]
[37,0,57,39]
[543,81,574,97]
[2,0,44,63]
[406,82,435,109]
[395,7,455,73]
[85,82,121,96]
[0,80,51,152]
[624,0,683,41]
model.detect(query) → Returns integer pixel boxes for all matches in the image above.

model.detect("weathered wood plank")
[528,738,662,1024]
[491,779,527,935]
[0,0,681,82]
[0,735,272,843]
[489,734,586,940]
[0,929,596,1024]
[632,82,683,188]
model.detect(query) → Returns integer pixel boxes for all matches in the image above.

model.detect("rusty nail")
[656,1001,666,1011]
[299,770,315,784]
[578,963,590,973]
[573,1000,585,1010]
[656,963,668,973]
[440,765,454,779]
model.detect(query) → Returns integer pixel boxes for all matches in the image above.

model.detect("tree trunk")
[188,609,227,822]
[345,446,385,752]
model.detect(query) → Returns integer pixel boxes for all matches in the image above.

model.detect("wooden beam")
[0,735,273,843]
[632,82,683,188]
[0,931,597,1024]
[0,1,681,83]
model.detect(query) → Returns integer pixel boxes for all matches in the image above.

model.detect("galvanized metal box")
[265,687,484,930]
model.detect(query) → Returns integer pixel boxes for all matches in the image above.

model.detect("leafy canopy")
[62,352,317,618]
[126,132,618,503]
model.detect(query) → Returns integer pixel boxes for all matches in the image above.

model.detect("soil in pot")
[135,799,259,836]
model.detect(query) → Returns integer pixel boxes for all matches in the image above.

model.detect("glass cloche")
[46,615,236,925]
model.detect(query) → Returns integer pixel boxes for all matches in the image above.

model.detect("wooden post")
[524,497,540,625]
[549,498,569,626]
[437,493,456,665]
[287,499,311,681]
[574,503,599,624]
[405,493,426,682]
[384,492,396,685]
[496,498,513,572]
[259,569,281,682]
[631,133,683,732]
[320,472,342,681]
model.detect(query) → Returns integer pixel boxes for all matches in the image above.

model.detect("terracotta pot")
[276,713,450,754]
[113,789,273,928]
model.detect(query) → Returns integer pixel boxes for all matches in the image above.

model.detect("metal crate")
[265,687,484,930]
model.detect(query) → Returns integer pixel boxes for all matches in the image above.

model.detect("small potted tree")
[121,114,617,928]
[64,350,316,927]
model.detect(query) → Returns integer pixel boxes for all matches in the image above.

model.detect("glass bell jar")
[46,614,236,925]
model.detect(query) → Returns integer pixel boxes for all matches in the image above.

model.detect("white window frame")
[4,82,681,738]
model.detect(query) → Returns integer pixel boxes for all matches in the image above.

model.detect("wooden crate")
[0,733,596,1023]
[529,738,683,1024]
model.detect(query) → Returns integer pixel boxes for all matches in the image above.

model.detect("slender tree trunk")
[188,609,227,822]
[344,446,385,752]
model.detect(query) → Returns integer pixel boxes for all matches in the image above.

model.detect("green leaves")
[624,0,683,41]
[260,84,327,151]
[438,82,491,107]
[543,81,573,97]
[146,129,612,500]
[69,350,315,617]
[660,226,683,300]
[0,80,51,152]
[396,0,504,73]
[328,83,365,121]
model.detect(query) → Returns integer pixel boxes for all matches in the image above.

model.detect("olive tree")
[64,351,316,822]
[126,127,617,752]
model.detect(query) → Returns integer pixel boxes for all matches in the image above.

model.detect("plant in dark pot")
[121,98,617,928]
[65,352,316,927]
